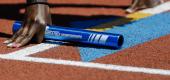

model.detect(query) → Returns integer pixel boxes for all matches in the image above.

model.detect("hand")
[126,0,164,13]
[4,4,52,48]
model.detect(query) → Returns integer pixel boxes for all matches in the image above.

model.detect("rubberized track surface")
[0,0,170,80]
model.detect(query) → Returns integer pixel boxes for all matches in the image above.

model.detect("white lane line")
[1,2,170,77]
[4,43,59,57]
[0,55,170,76]
[140,2,170,14]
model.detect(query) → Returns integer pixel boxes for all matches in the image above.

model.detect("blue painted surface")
[79,12,170,62]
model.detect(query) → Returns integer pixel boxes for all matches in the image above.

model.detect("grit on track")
[0,0,170,80]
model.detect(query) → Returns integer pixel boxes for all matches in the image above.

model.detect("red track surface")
[0,0,170,80]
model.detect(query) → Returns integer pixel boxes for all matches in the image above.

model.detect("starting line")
[0,54,170,76]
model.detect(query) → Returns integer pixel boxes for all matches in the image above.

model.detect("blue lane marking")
[79,12,170,62]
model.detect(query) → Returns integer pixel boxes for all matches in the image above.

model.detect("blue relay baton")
[12,21,124,49]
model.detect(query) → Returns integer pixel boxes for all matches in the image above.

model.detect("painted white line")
[140,2,170,14]
[0,55,170,76]
[4,43,59,57]
[1,2,170,77]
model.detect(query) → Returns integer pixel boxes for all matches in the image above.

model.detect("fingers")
[14,24,30,42]
[126,0,140,13]
[5,22,40,48]
[126,8,136,13]
[126,0,164,13]
[126,0,148,13]
[3,27,23,44]
[16,23,40,47]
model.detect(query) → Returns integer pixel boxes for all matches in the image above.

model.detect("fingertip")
[6,43,21,48]
[3,40,12,44]
[11,43,22,48]
[126,9,134,13]
[7,43,14,48]
[15,44,22,48]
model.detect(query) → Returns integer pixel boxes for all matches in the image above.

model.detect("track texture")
[0,0,170,80]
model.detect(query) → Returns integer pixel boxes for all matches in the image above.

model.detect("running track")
[0,0,170,80]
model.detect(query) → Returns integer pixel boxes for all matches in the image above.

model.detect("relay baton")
[12,21,124,48]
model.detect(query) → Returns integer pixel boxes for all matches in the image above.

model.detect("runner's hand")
[4,4,52,48]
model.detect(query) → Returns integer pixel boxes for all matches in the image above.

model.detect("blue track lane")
[79,12,170,62]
